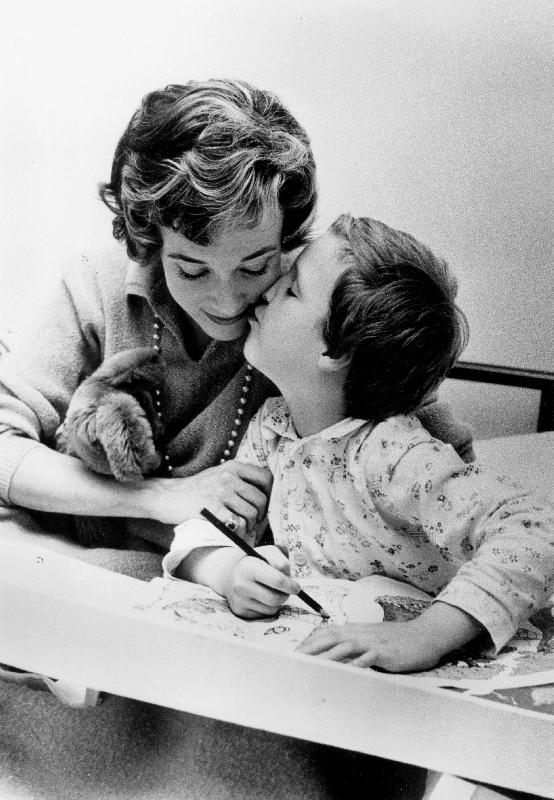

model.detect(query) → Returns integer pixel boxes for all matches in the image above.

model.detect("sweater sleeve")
[366,424,554,651]
[416,396,475,463]
[0,261,105,502]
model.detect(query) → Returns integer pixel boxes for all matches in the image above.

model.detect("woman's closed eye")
[175,258,272,281]
[240,258,272,277]
[176,266,208,281]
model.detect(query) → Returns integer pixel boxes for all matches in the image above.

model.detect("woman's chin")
[208,320,249,342]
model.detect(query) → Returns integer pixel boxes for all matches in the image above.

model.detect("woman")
[0,80,459,798]
[0,79,316,564]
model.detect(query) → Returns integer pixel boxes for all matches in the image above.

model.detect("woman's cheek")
[280,252,297,275]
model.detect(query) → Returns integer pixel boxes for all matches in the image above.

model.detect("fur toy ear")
[56,348,165,481]
[94,393,162,481]
[58,391,161,481]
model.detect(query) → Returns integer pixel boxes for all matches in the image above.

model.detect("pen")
[200,508,330,619]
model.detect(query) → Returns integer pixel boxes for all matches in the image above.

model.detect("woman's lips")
[204,309,248,326]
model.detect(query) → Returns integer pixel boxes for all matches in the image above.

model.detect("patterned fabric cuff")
[436,578,516,653]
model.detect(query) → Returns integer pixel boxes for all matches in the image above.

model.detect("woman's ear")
[318,351,350,373]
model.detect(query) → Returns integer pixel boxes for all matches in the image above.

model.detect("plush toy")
[57,348,165,480]
[56,348,166,546]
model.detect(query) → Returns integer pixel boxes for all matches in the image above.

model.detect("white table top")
[1,432,553,797]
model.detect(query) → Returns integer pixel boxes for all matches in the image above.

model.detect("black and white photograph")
[1,2,553,798]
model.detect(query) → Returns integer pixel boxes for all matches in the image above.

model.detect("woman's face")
[160,207,284,342]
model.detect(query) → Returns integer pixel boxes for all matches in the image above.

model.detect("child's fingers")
[311,642,361,662]
[229,584,288,619]
[349,652,379,668]
[243,557,299,596]
[248,580,291,608]
[256,545,292,576]
[242,596,284,618]
[296,625,346,654]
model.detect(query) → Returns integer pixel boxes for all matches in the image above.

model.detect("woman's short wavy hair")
[324,214,468,422]
[99,80,317,265]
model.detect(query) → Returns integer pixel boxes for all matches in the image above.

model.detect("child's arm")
[163,398,299,618]
[297,601,482,672]
[365,427,554,656]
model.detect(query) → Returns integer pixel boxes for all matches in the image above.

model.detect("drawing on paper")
[134,574,554,692]
[135,577,366,650]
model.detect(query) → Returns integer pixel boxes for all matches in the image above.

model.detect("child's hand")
[296,619,442,672]
[297,603,483,673]
[224,545,300,620]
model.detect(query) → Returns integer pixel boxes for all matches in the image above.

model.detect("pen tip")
[320,609,330,619]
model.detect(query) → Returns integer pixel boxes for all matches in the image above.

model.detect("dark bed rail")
[449,361,554,433]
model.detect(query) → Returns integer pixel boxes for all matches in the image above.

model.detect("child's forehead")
[295,232,344,280]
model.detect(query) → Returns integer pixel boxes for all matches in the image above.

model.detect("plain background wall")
[1,0,552,436]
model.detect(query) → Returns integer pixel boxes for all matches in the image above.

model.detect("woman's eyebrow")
[241,246,277,263]
[168,253,205,265]
[167,246,277,266]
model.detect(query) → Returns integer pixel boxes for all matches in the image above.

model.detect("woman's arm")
[8,443,272,529]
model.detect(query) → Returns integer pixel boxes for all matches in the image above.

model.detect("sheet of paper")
[136,577,384,651]
[135,575,554,692]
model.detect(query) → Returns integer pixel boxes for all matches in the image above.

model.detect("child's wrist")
[412,601,483,655]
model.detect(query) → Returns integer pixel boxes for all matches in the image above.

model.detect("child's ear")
[318,351,350,373]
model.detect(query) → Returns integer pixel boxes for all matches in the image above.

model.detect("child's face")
[244,231,345,387]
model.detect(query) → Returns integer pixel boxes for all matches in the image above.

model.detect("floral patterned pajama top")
[167,397,554,651]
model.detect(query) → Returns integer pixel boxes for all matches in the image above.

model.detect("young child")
[163,214,554,673]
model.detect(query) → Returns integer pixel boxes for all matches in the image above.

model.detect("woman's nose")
[209,283,247,313]
[263,280,279,303]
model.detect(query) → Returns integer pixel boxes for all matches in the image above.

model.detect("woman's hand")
[223,545,300,619]
[296,603,483,673]
[141,460,273,531]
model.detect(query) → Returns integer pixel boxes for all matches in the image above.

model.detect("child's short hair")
[99,80,317,265]
[324,214,468,422]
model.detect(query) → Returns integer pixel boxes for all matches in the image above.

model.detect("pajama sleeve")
[365,424,554,651]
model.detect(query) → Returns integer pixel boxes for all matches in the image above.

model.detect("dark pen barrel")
[200,508,330,619]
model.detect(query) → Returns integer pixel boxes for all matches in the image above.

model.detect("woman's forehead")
[162,207,284,261]
[214,206,284,246]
